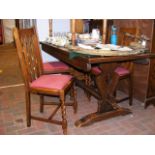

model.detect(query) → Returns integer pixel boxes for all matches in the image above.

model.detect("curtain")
[19,19,36,29]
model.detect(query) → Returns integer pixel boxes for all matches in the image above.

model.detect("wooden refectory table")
[40,42,155,127]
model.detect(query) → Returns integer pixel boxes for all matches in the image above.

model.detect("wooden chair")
[13,27,77,134]
[90,28,138,105]
[31,27,70,75]
[118,27,138,46]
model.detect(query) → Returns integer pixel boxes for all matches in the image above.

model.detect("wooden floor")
[0,43,23,87]
[0,85,155,135]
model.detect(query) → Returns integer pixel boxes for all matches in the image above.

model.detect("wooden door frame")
[0,20,5,44]
[15,19,20,28]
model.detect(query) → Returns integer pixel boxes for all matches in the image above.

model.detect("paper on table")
[96,44,111,50]
[96,44,133,51]
[117,47,133,51]
[77,43,94,50]
[96,44,120,50]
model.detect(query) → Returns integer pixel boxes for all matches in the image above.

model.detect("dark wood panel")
[119,63,149,102]
[150,20,155,53]
[113,19,155,103]
[147,59,155,98]
[132,64,149,101]
[113,19,154,49]
[145,20,155,101]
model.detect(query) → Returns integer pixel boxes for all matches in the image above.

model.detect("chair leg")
[60,93,67,135]
[71,84,77,113]
[40,95,44,113]
[84,73,91,101]
[25,91,31,127]
[128,75,133,106]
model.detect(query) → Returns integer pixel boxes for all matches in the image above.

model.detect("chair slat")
[19,30,41,82]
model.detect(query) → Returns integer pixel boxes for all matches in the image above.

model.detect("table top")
[40,42,155,71]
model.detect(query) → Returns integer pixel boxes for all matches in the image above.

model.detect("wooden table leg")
[75,79,131,127]
[75,106,131,127]
[75,63,131,127]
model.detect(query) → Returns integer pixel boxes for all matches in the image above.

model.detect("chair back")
[13,27,43,89]
[118,27,138,46]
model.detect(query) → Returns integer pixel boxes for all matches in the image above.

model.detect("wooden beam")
[102,19,107,44]
[1,20,5,44]
[71,19,76,46]
[49,19,52,37]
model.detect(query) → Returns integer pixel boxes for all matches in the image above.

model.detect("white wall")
[36,19,57,62]
[36,19,70,62]
[36,19,49,41]
[53,19,70,33]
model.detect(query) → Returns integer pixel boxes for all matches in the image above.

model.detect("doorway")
[2,19,15,44]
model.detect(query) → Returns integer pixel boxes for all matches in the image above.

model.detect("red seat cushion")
[91,66,102,75]
[30,74,72,90]
[92,66,130,76]
[114,67,130,76]
[43,61,69,72]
